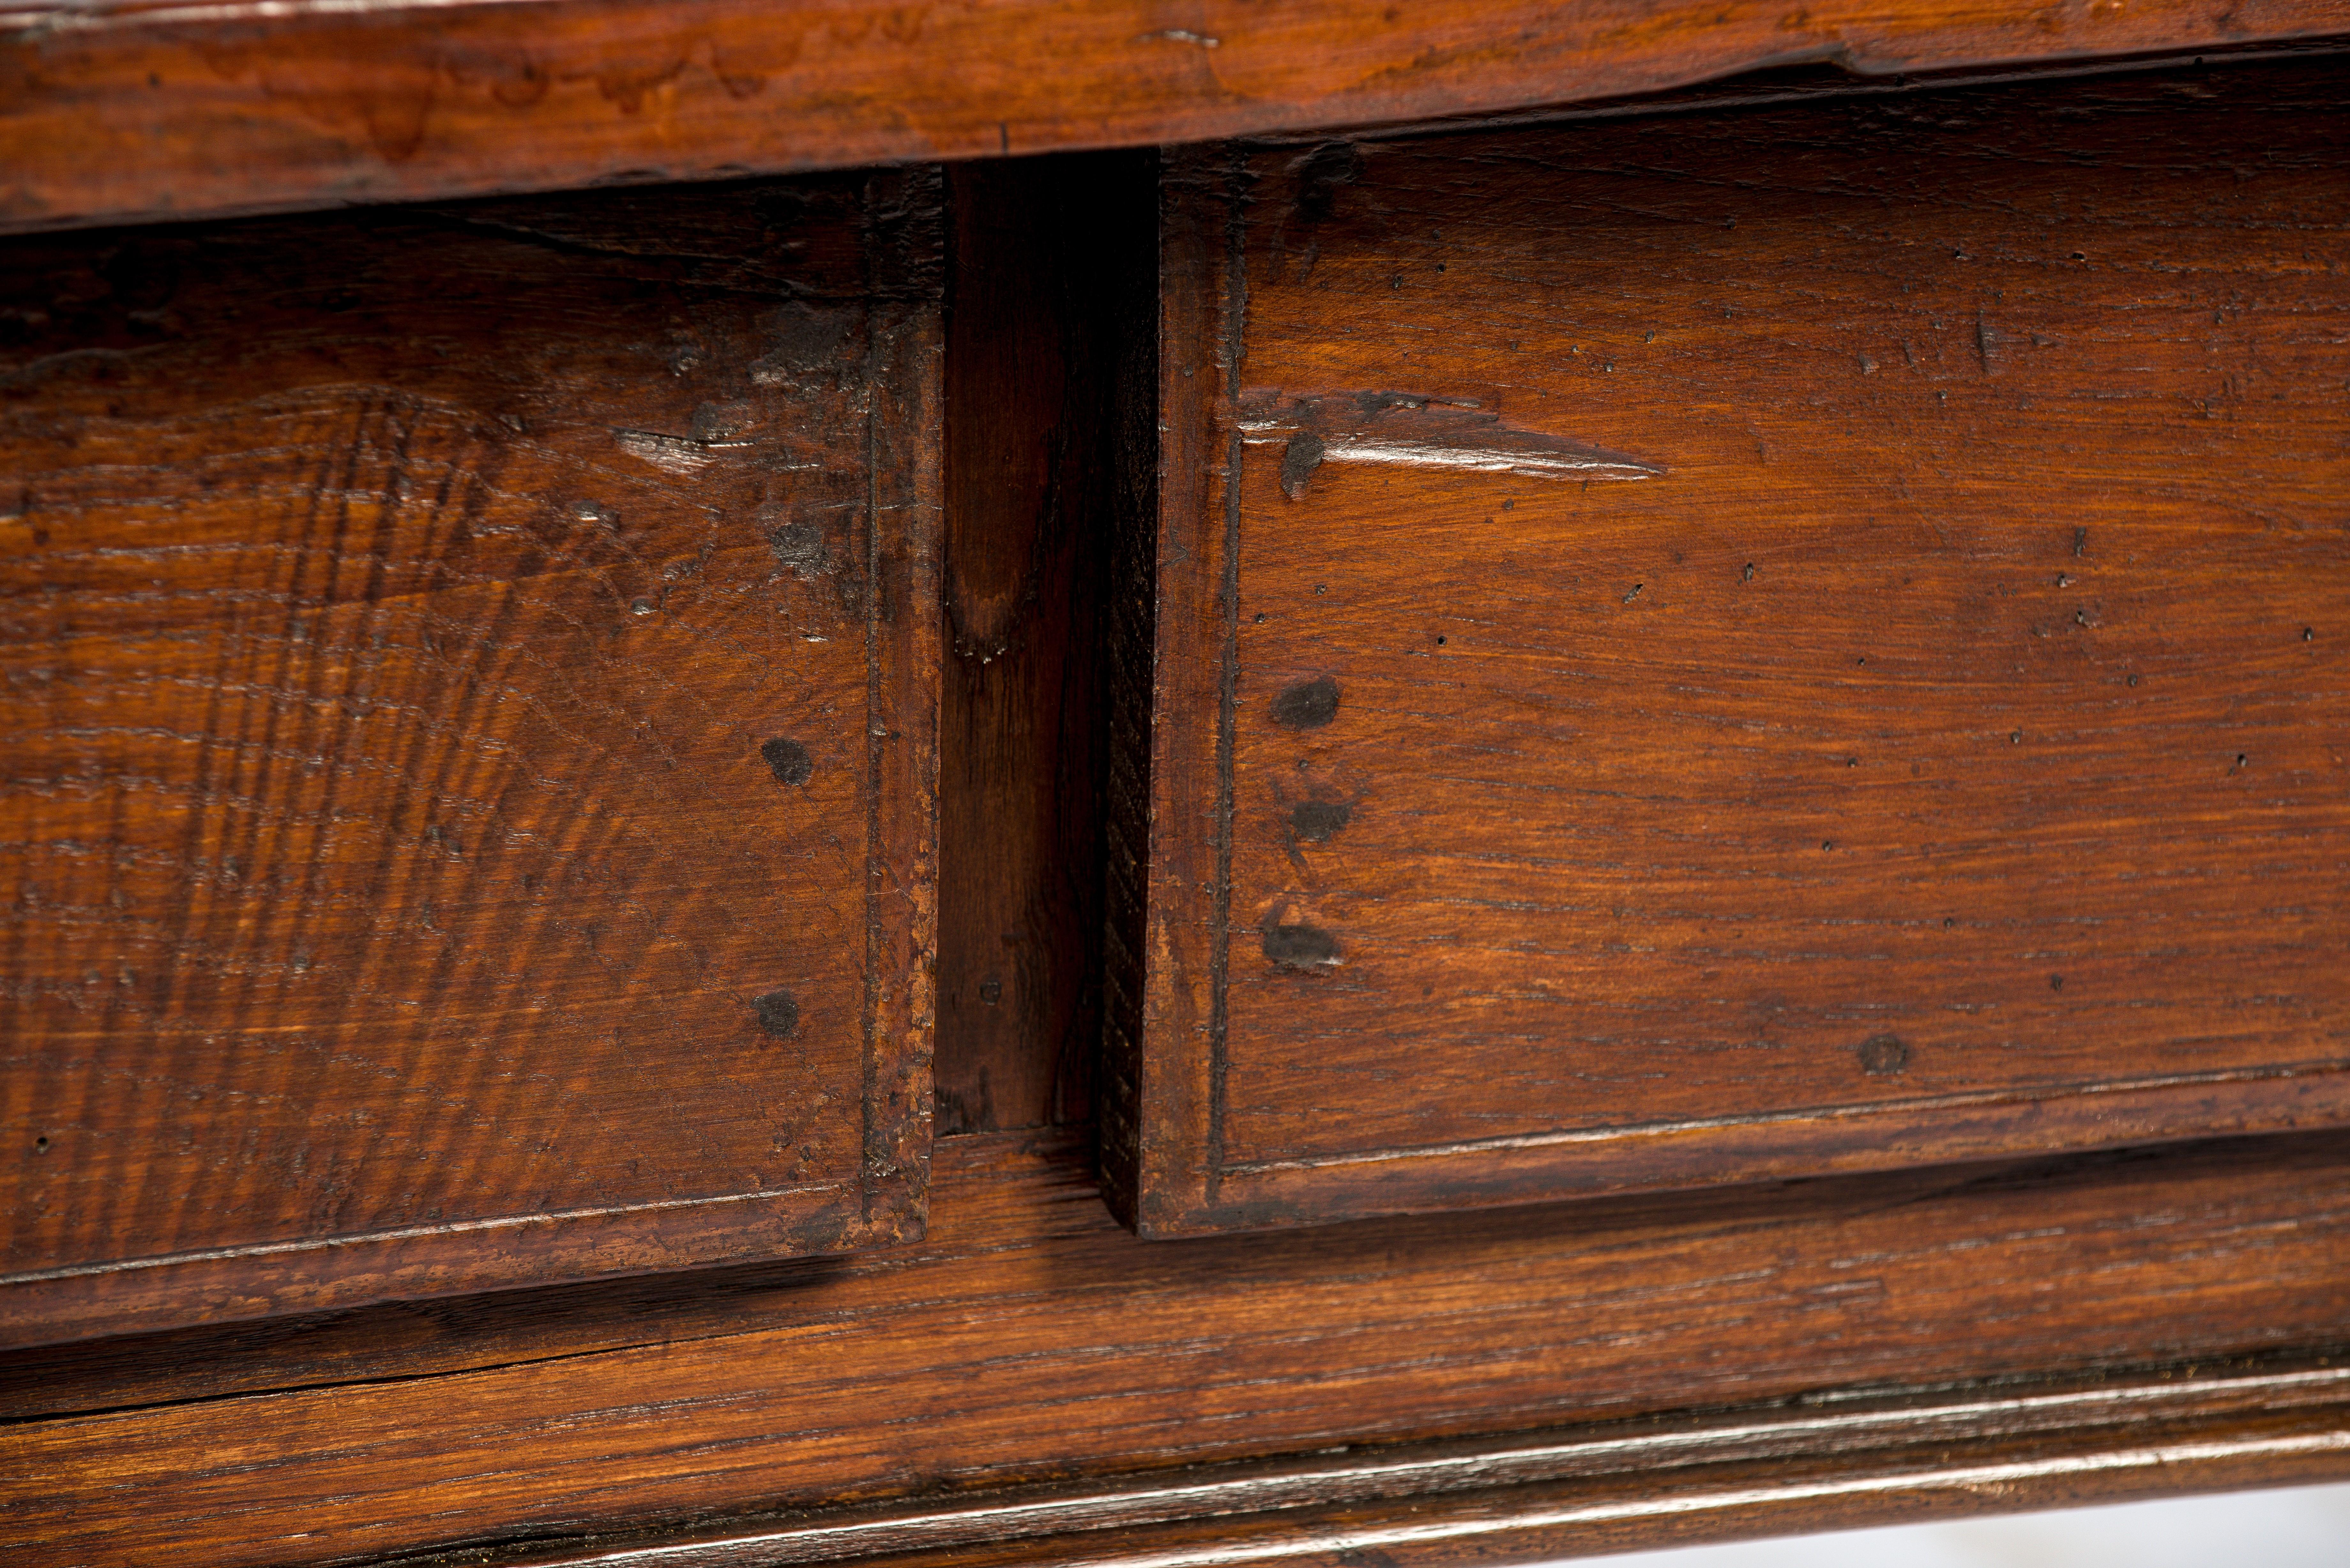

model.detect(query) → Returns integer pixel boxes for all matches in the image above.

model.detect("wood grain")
[9,49,2350,1568]
[0,171,943,1345]
[8,0,2350,235]
[8,1125,2350,1564]
[394,1361,2350,1566]
[936,153,1153,1133]
[1108,57,2350,1235]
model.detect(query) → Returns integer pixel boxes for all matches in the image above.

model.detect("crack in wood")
[1236,390,1661,498]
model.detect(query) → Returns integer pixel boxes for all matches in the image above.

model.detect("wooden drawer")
[1103,61,2350,1236]
[0,173,941,1343]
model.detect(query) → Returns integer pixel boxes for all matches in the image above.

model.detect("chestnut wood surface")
[7,1125,2350,1564]
[8,0,2350,236]
[1106,57,2350,1236]
[0,172,943,1345]
[10,50,2350,1568]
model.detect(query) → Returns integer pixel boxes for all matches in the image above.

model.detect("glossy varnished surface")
[1109,59,2350,1234]
[0,174,942,1343]
[8,0,2350,234]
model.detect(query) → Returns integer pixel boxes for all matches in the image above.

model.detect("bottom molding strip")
[397,1353,2350,1568]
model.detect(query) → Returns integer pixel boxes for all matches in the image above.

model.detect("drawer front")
[0,174,940,1342]
[1106,61,2350,1236]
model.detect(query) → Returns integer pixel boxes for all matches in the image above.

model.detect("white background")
[1574,1481,2350,1565]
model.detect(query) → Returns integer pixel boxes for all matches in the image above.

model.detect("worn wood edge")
[1094,151,1166,1209]
[1147,1066,2350,1238]
[1101,144,1233,1234]
[0,169,946,1349]
[716,1420,2350,1568]
[0,1186,883,1352]
[0,1126,1097,1421]
[375,1352,2350,1566]
[1233,34,2350,148]
[858,162,945,1243]
[7,0,2350,235]
[13,1123,2350,1559]
[2,1122,2339,1422]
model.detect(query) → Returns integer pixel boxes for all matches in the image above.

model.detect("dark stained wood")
[1106,57,2350,1236]
[0,172,943,1346]
[936,153,1154,1133]
[8,1125,2350,1563]
[8,0,2350,236]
